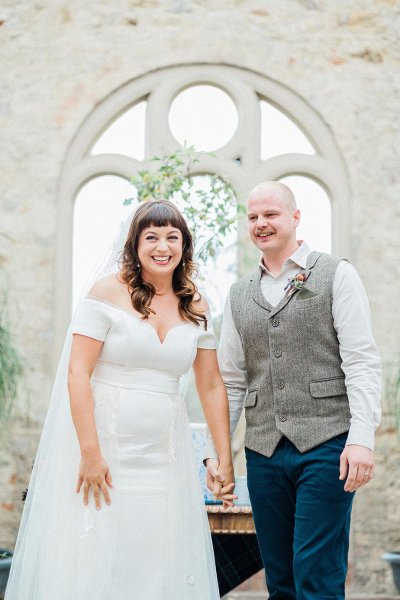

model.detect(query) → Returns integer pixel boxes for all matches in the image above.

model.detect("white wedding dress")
[6,296,220,600]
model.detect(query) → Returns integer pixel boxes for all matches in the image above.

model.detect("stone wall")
[1,0,399,594]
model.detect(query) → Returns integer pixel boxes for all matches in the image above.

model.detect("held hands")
[339,444,374,492]
[206,458,237,510]
[76,451,113,510]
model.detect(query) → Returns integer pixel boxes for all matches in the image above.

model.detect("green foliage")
[0,292,22,437]
[124,146,246,262]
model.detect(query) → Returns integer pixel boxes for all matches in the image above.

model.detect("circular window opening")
[168,85,238,151]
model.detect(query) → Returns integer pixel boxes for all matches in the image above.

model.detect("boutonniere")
[284,270,310,297]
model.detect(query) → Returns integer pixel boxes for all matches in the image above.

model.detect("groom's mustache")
[255,227,274,235]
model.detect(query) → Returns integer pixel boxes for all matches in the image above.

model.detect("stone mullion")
[145,81,178,158]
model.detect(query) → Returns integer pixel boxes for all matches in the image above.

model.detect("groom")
[205,181,381,599]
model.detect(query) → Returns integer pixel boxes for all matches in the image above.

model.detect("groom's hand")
[339,444,374,492]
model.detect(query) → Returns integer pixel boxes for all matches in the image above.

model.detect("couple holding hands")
[6,181,381,600]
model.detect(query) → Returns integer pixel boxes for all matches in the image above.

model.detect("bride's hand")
[76,453,113,510]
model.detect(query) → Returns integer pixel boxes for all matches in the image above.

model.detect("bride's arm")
[193,348,237,508]
[68,334,112,509]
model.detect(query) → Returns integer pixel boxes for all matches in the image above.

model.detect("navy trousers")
[245,433,354,600]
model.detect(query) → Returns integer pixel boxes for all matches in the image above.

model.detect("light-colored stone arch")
[55,63,350,360]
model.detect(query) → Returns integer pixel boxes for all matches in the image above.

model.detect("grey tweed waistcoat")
[230,251,351,458]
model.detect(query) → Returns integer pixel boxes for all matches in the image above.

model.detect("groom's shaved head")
[247,181,297,212]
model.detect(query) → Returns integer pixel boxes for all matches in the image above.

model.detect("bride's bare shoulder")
[88,274,126,303]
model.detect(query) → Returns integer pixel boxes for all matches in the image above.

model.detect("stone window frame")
[54,63,350,358]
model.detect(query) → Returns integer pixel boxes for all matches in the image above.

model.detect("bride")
[6,199,236,599]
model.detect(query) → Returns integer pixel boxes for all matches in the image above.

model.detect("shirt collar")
[258,240,311,275]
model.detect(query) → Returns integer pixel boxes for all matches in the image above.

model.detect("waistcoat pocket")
[310,376,346,398]
[245,390,258,407]
[294,288,319,301]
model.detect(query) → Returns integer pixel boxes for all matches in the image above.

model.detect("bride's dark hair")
[120,200,207,328]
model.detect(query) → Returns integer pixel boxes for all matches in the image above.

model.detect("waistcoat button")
[271,319,280,327]
[274,349,282,358]
[277,381,285,389]
[279,415,287,422]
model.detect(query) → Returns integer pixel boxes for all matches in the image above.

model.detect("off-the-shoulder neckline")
[83,295,208,345]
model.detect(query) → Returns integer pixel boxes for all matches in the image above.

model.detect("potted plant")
[382,360,400,592]
[0,289,22,594]
[0,550,13,596]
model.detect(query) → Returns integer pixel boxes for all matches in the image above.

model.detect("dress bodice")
[71,297,217,392]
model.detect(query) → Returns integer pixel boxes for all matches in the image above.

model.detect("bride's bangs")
[139,201,187,235]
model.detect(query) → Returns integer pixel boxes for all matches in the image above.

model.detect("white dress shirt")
[205,241,381,458]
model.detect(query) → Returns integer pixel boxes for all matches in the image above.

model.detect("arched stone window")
[55,64,350,360]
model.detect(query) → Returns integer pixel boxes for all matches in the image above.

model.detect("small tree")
[124,146,245,262]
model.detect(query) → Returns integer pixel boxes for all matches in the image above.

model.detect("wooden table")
[207,504,256,534]
[207,504,263,596]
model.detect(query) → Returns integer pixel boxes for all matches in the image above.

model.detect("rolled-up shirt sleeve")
[332,261,382,450]
[203,292,248,461]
